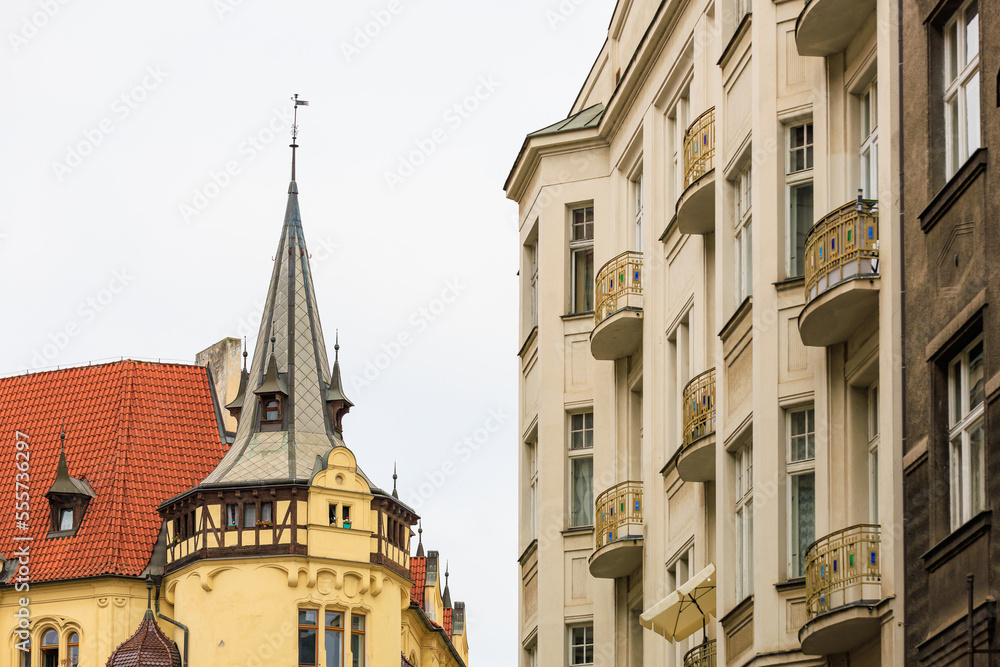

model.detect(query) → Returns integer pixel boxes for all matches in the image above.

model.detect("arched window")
[263,397,281,422]
[41,629,58,667]
[18,638,30,667]
[68,632,80,667]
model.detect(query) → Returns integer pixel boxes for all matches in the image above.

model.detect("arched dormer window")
[264,398,281,422]
[253,351,288,431]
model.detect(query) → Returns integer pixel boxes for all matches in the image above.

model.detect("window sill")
[718,12,752,68]
[773,275,805,292]
[518,326,538,358]
[561,311,594,321]
[775,577,806,593]
[919,147,988,233]
[46,529,77,539]
[561,525,594,535]
[720,296,753,340]
[921,509,991,573]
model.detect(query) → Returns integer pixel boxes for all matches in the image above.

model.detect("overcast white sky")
[2,0,614,662]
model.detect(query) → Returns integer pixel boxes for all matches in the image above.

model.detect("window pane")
[42,630,58,647]
[300,609,317,625]
[351,634,364,667]
[948,96,960,173]
[947,20,959,82]
[791,472,816,577]
[571,457,594,527]
[966,71,981,157]
[243,504,257,527]
[951,433,964,526]
[326,612,343,628]
[968,340,984,409]
[970,419,984,515]
[325,629,343,667]
[69,646,79,667]
[299,629,317,666]
[60,508,74,531]
[351,615,365,631]
[790,183,814,277]
[965,1,979,63]
[261,502,273,522]
[573,248,594,312]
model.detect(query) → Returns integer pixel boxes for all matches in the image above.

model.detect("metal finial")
[418,520,423,542]
[60,419,66,454]
[145,575,153,610]
[334,329,340,361]
[242,337,248,369]
[445,560,450,580]
[392,462,398,498]
[290,94,310,181]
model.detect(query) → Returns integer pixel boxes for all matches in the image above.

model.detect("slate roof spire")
[443,560,452,607]
[201,100,346,486]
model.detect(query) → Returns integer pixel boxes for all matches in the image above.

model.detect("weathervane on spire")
[290,93,310,181]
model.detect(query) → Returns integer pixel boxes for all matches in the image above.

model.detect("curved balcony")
[676,107,716,235]
[684,639,717,667]
[589,480,643,579]
[799,524,882,655]
[795,0,877,58]
[799,199,880,347]
[677,368,716,483]
[591,251,643,360]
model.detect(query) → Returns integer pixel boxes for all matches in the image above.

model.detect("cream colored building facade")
[507,0,902,665]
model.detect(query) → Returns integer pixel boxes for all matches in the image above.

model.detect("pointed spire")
[392,462,399,499]
[326,331,353,435]
[416,520,424,557]
[225,339,251,417]
[47,422,94,498]
[443,560,452,608]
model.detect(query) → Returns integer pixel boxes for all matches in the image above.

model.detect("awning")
[640,563,716,641]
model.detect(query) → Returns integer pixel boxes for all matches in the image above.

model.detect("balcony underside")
[677,434,716,483]
[591,309,643,360]
[676,170,715,235]
[589,537,643,579]
[799,602,881,655]
[795,0,876,57]
[798,277,879,347]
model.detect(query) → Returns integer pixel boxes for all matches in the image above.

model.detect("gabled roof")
[526,103,605,138]
[0,361,228,583]
[200,179,344,486]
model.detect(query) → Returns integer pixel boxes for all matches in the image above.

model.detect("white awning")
[640,563,716,641]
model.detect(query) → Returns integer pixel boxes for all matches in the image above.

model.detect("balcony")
[676,108,715,235]
[799,524,882,655]
[589,480,643,579]
[591,251,643,360]
[677,368,716,483]
[795,0,877,58]
[684,640,717,667]
[798,199,879,347]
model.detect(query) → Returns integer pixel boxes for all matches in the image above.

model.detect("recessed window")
[735,439,754,601]
[329,504,338,526]
[19,638,30,667]
[569,624,594,666]
[570,206,595,314]
[860,81,879,198]
[949,335,985,529]
[786,122,814,278]
[298,609,318,667]
[41,629,58,667]
[68,633,79,667]
[734,163,753,303]
[787,406,816,578]
[633,171,644,252]
[263,397,281,422]
[260,502,273,525]
[342,505,352,528]
[868,383,880,523]
[59,508,74,531]
[526,438,538,540]
[944,0,980,178]
[350,615,366,667]
[570,412,594,450]
[226,504,238,528]
[243,503,257,528]
[569,412,594,528]
[325,612,344,667]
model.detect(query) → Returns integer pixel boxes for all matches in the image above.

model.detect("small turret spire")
[392,462,399,499]
[242,338,248,370]
[416,520,424,557]
[290,94,309,182]
[443,561,452,608]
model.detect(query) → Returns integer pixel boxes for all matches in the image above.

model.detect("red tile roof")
[444,607,453,637]
[0,361,227,583]
[410,556,426,606]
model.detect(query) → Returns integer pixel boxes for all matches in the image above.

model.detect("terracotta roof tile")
[0,361,227,583]
[410,556,426,607]
[444,607,453,637]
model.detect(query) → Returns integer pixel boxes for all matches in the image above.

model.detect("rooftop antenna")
[290,94,309,181]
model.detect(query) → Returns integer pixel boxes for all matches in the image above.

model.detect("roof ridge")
[111,361,136,573]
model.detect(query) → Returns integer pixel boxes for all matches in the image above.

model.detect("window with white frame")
[529,238,539,329]
[949,335,985,529]
[569,625,594,666]
[860,81,879,199]
[570,207,595,314]
[667,89,690,206]
[527,439,538,540]
[944,0,980,178]
[786,122,814,278]
[735,440,753,601]
[569,412,594,527]
[633,172,644,252]
[734,163,753,303]
[868,383,880,523]
[787,406,815,578]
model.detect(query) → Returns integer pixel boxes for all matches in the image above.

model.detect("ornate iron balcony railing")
[594,481,643,550]
[682,368,716,448]
[805,524,881,619]
[595,251,643,326]
[683,107,716,188]
[804,199,879,304]
[683,639,717,667]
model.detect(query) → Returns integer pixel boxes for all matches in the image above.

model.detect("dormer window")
[46,437,95,539]
[264,398,281,422]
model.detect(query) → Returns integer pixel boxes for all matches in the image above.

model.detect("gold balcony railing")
[595,251,643,326]
[805,524,881,619]
[804,199,879,304]
[683,107,715,188]
[682,368,716,448]
[683,639,717,667]
[594,481,643,550]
